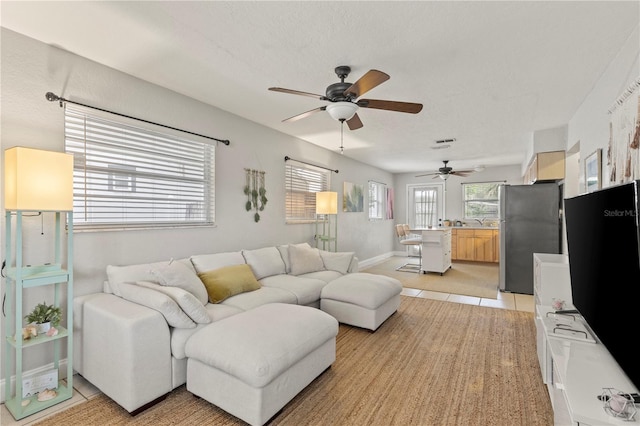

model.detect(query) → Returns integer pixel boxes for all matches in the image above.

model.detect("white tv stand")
[534,253,639,425]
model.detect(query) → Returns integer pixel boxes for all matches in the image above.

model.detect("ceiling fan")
[415,160,475,180]
[268,66,423,130]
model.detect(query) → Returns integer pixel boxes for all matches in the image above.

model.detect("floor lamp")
[315,191,338,252]
[4,146,75,420]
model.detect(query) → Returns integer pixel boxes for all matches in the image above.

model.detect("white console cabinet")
[420,228,451,275]
[534,254,639,425]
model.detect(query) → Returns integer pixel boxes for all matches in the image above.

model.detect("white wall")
[0,29,395,375]
[566,24,640,197]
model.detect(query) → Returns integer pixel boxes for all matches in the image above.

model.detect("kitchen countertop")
[416,226,499,231]
[450,226,499,230]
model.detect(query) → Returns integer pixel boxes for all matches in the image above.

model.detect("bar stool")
[395,224,422,273]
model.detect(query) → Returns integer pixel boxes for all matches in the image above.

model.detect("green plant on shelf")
[25,302,62,327]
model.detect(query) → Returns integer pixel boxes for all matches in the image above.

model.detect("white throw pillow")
[320,250,355,274]
[136,281,211,324]
[278,242,312,274]
[150,259,208,305]
[289,244,325,275]
[106,260,170,297]
[190,251,245,274]
[118,282,196,329]
[276,245,291,273]
[242,247,286,280]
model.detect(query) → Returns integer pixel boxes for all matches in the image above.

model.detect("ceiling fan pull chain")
[340,120,345,154]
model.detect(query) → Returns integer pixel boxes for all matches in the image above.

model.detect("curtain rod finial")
[45,92,59,102]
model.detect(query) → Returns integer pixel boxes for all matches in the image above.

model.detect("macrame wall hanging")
[607,76,640,183]
[244,168,267,222]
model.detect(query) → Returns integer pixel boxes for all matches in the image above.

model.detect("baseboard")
[0,359,70,404]
[358,252,396,269]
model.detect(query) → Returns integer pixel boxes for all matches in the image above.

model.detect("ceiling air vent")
[432,138,456,149]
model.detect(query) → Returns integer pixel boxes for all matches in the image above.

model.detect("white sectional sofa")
[73,242,401,418]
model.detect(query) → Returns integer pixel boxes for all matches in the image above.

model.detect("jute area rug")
[363,257,499,299]
[35,297,553,426]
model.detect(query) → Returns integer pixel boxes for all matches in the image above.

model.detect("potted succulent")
[25,302,62,334]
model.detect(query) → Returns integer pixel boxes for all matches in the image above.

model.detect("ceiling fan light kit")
[268,65,423,142]
[326,102,359,121]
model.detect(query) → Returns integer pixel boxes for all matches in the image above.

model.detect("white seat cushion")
[259,274,327,306]
[185,303,338,387]
[321,273,402,309]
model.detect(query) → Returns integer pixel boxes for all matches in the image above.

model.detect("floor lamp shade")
[316,191,338,214]
[4,147,74,211]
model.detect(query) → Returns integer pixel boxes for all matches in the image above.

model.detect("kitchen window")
[462,182,501,220]
[65,105,215,230]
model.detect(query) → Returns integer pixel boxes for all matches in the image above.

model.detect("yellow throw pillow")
[198,264,261,303]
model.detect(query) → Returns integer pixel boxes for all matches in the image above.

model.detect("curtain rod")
[284,156,338,173]
[45,92,230,145]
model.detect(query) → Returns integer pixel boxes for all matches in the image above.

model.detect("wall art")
[343,182,364,212]
[585,149,602,193]
[244,168,267,222]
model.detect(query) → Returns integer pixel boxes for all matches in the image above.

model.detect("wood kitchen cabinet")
[524,151,565,184]
[450,228,499,263]
[473,230,494,262]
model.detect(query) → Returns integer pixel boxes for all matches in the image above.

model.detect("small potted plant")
[25,302,62,334]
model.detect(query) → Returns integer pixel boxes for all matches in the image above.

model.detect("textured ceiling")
[2,1,638,174]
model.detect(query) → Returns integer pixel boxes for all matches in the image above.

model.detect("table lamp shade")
[4,147,74,211]
[316,191,338,215]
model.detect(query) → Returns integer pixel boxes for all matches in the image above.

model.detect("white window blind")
[285,160,330,223]
[64,105,215,230]
[368,180,387,220]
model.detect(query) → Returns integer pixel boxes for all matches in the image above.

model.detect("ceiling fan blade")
[269,87,325,100]
[282,106,326,122]
[346,113,363,130]
[357,98,423,114]
[415,172,438,178]
[344,70,390,98]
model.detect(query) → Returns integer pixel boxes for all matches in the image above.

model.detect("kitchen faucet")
[474,219,483,226]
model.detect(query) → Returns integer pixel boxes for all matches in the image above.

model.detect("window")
[407,183,444,229]
[64,105,215,230]
[285,160,330,223]
[462,182,501,219]
[368,180,387,220]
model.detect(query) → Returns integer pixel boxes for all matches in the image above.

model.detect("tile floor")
[1,286,534,425]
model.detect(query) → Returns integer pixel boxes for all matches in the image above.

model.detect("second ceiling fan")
[269,65,423,130]
[416,161,475,180]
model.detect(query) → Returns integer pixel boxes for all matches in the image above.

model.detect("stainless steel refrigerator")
[498,183,562,294]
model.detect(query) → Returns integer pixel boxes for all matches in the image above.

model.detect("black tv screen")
[564,180,640,390]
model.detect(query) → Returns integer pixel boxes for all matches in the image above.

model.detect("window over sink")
[462,182,501,220]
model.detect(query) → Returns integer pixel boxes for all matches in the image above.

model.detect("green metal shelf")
[3,210,74,421]
[3,381,73,419]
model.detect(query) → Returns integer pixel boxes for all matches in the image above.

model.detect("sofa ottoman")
[320,272,402,331]
[185,303,339,426]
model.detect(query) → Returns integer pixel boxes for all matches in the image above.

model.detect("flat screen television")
[564,180,640,391]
